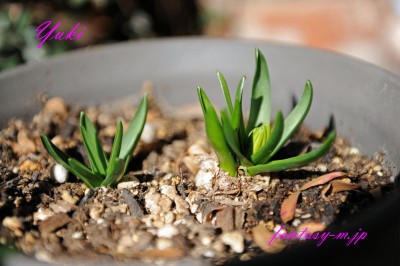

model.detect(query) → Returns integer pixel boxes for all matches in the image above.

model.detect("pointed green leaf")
[197,87,238,176]
[231,76,247,151]
[107,120,123,176]
[217,70,233,116]
[251,111,284,164]
[41,134,75,173]
[247,48,271,132]
[68,158,102,188]
[80,112,108,177]
[247,131,335,175]
[221,109,253,166]
[270,80,313,158]
[120,94,148,170]
[102,158,125,187]
[40,134,100,188]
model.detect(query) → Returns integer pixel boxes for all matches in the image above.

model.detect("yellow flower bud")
[250,123,270,154]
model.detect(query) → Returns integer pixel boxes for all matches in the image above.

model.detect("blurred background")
[1,0,400,74]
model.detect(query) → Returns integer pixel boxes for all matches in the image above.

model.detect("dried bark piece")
[215,207,235,232]
[122,188,144,218]
[330,180,360,193]
[252,224,286,253]
[39,213,71,234]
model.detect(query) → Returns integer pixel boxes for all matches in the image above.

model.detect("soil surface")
[0,87,395,265]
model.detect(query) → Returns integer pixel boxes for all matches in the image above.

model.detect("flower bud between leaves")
[250,123,270,154]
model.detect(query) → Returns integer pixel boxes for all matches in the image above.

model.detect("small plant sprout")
[197,49,335,177]
[41,94,148,188]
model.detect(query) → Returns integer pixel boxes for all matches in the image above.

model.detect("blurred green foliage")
[0,0,200,71]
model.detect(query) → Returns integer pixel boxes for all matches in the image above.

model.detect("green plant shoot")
[41,94,148,188]
[197,49,335,176]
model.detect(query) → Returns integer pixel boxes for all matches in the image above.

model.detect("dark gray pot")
[0,38,399,265]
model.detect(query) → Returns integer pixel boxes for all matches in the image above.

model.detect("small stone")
[44,97,68,117]
[19,160,41,172]
[12,167,18,174]
[160,185,177,199]
[38,213,70,234]
[49,200,76,213]
[33,208,54,224]
[141,123,157,144]
[292,219,301,227]
[145,190,172,215]
[164,212,175,224]
[221,231,244,253]
[317,164,327,172]
[157,225,179,238]
[61,191,79,205]
[156,238,174,249]
[182,156,199,174]
[349,147,360,155]
[187,142,207,156]
[72,231,83,239]
[195,170,214,190]
[89,203,105,219]
[377,171,384,177]
[200,235,212,246]
[117,180,140,189]
[373,165,382,172]
[3,216,23,237]
[12,130,36,155]
[51,164,69,183]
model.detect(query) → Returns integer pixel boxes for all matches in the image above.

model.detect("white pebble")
[349,147,360,155]
[117,180,140,189]
[72,231,83,239]
[140,123,156,144]
[157,225,178,238]
[52,164,68,183]
[12,167,19,174]
[221,231,244,253]
[292,219,301,227]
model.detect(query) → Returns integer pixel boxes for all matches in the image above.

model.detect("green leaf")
[217,70,234,116]
[107,120,123,176]
[247,131,335,175]
[247,48,271,133]
[197,87,238,176]
[120,94,148,171]
[40,134,100,188]
[68,158,102,188]
[101,158,125,187]
[251,111,284,164]
[231,76,247,151]
[80,112,108,177]
[221,109,253,166]
[270,80,313,158]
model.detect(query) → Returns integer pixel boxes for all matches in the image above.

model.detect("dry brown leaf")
[330,180,360,193]
[280,191,301,223]
[297,222,326,234]
[252,224,286,253]
[301,172,347,190]
[280,172,346,223]
[321,183,332,201]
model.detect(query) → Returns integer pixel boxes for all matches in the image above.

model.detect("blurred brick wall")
[200,0,400,74]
